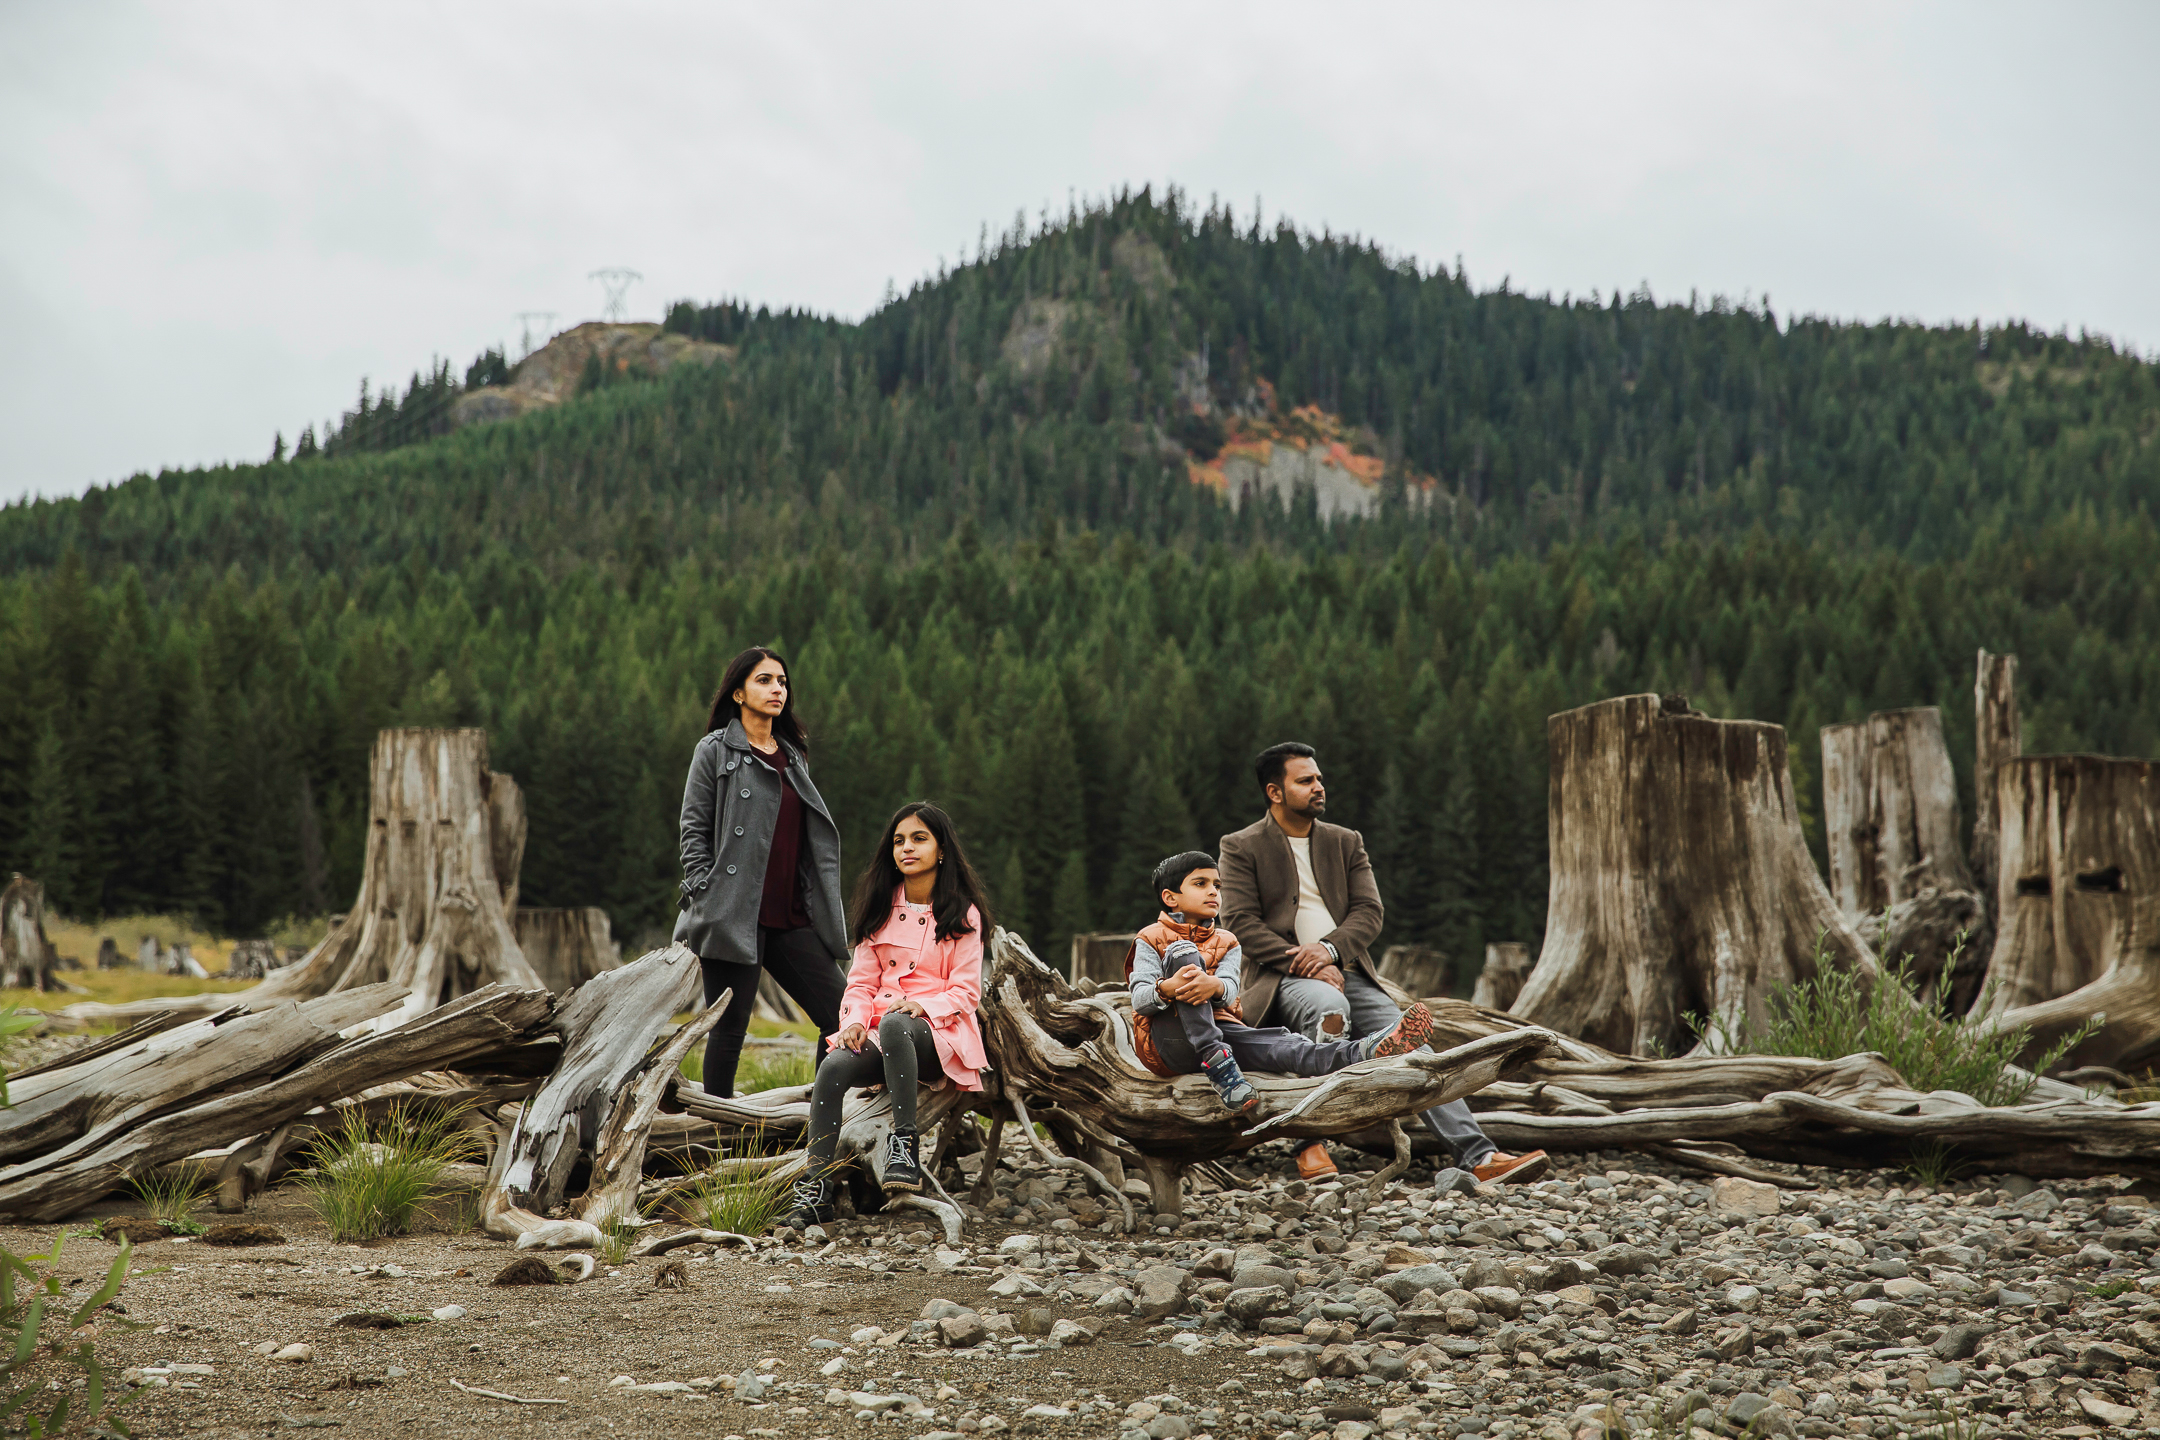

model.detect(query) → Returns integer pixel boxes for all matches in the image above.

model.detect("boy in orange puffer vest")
[1127,851,1434,1117]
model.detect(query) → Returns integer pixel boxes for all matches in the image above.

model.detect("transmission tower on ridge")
[515,311,558,359]
[589,269,642,323]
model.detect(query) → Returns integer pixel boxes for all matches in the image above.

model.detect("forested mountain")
[2,189,2154,979]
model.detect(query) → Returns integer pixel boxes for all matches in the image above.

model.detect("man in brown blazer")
[1219,742,1548,1186]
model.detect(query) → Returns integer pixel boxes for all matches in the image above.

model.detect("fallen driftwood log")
[0,984,554,1222]
[1335,995,2160,1180]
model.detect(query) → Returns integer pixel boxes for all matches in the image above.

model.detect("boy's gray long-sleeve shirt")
[1130,936,1244,1017]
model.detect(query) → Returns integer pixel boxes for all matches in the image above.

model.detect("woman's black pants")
[806,1011,939,1167]
[697,926,844,1097]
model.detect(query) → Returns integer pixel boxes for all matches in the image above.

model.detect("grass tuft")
[298,1103,478,1243]
[1906,1139,1975,1190]
[128,1160,215,1234]
[676,1164,794,1236]
[1694,931,2094,1106]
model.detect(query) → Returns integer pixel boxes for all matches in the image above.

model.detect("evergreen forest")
[2,188,2154,982]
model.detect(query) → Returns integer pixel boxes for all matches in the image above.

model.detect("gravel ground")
[19,1142,2160,1440]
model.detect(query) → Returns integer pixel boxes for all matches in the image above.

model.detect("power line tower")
[589,269,642,323]
[515,311,558,359]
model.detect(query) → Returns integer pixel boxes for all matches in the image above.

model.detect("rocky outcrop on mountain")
[452,322,731,429]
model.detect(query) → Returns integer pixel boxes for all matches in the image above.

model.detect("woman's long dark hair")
[849,802,992,943]
[705,645,808,754]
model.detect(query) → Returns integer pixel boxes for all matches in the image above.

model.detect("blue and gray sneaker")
[1198,1043,1260,1117]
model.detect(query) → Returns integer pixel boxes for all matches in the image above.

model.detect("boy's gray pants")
[1272,968,1499,1168]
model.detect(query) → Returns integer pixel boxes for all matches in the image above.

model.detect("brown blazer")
[1216,815,1385,1026]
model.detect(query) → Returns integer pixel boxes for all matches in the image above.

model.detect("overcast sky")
[2,2,2153,504]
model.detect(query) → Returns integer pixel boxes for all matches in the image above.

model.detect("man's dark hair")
[1153,851,1218,903]
[1254,741,1318,794]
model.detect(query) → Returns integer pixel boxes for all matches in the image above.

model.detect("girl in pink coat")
[786,802,991,1231]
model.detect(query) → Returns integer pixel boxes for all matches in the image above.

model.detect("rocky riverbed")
[41,1143,2160,1439]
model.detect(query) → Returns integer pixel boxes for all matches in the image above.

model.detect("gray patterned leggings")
[806,1010,939,1166]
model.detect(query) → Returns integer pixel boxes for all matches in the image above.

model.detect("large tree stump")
[1971,650,2022,914]
[51,729,543,1030]
[1976,753,2160,1069]
[1822,707,1989,1010]
[1512,693,1876,1056]
[0,876,59,991]
[513,907,621,992]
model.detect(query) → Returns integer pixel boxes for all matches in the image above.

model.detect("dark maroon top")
[752,745,812,930]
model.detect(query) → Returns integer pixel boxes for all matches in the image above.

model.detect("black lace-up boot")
[784,1169,838,1231]
[880,1126,923,1195]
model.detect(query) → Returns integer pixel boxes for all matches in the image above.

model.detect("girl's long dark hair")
[849,802,992,943]
[705,646,808,754]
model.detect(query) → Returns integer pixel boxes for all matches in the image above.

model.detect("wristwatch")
[1320,940,1338,962]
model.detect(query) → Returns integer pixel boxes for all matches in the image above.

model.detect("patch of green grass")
[128,1159,215,1234]
[2091,1277,2137,1299]
[298,1103,478,1243]
[736,1049,815,1093]
[1694,931,2094,1105]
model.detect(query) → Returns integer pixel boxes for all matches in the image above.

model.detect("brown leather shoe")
[1472,1149,1550,1185]
[1295,1141,1338,1181]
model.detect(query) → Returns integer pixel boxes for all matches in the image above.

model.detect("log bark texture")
[1378,945,1451,1004]
[1822,706,1990,1009]
[1971,650,2022,912]
[1978,754,2160,1069]
[1512,694,1876,1056]
[0,876,59,991]
[513,907,621,992]
[51,729,543,1030]
[1822,708,1974,915]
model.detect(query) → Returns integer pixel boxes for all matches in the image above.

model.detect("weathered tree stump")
[513,907,621,992]
[1469,942,1531,1012]
[1512,693,1876,1056]
[1976,753,2160,1069]
[95,938,124,971]
[53,729,543,1030]
[1971,649,2022,915]
[0,876,59,991]
[1822,707,1989,1010]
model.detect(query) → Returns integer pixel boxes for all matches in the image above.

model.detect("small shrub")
[127,1161,214,1235]
[298,1104,477,1243]
[1,1235,140,1435]
[2091,1277,2136,1299]
[1695,932,2094,1106]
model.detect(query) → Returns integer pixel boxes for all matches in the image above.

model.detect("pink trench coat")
[835,892,987,1091]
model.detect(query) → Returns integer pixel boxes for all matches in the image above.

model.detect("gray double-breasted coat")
[671,719,848,967]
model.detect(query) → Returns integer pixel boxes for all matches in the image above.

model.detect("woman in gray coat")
[674,646,849,1095]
